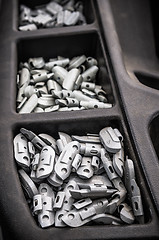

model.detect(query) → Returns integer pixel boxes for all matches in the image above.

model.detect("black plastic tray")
[0,0,159,239]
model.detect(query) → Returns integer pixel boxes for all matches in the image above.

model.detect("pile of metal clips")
[19,0,87,31]
[16,55,112,113]
[14,126,144,228]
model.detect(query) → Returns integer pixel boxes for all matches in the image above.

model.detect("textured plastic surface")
[0,0,159,239]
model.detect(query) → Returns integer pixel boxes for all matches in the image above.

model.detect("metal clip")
[85,57,98,68]
[100,148,118,181]
[38,96,55,109]
[34,107,44,113]
[56,10,64,26]
[55,99,67,107]
[47,80,62,93]
[32,72,53,83]
[31,153,40,171]
[23,85,38,98]
[63,68,80,91]
[19,67,30,87]
[19,94,38,114]
[82,66,99,82]
[100,127,121,153]
[18,169,38,198]
[48,171,63,187]
[73,198,92,210]
[94,87,108,103]
[124,158,144,222]
[46,60,69,71]
[76,157,94,179]
[55,179,79,227]
[91,156,100,173]
[52,65,68,84]
[81,82,95,91]
[28,141,35,159]
[80,143,102,157]
[118,203,135,224]
[81,89,97,99]
[56,132,72,153]
[72,134,100,144]
[80,101,112,109]
[36,146,55,179]
[61,198,108,227]
[68,55,86,70]
[38,133,57,153]
[72,153,82,172]
[70,184,116,200]
[29,57,45,69]
[45,105,59,112]
[73,90,98,102]
[20,128,47,150]
[17,82,29,104]
[55,141,80,180]
[64,11,80,25]
[113,144,124,177]
[92,213,122,225]
[36,183,55,228]
[66,97,79,107]
[62,90,75,99]
[53,191,65,210]
[13,133,30,170]
[46,2,63,15]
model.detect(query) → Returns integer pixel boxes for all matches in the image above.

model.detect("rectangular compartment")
[18,0,95,30]
[15,32,114,113]
[7,117,155,239]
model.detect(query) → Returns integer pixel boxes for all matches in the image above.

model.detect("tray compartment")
[7,116,155,239]
[15,32,114,113]
[18,0,95,30]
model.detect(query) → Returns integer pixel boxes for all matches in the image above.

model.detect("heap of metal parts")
[16,55,112,113]
[14,126,144,228]
[19,1,87,31]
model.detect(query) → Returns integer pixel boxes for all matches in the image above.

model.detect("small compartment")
[18,0,95,31]
[16,32,114,113]
[12,117,151,234]
[150,114,159,158]
[135,72,159,90]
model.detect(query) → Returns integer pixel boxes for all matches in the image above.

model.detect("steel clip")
[56,132,72,153]
[100,148,118,181]
[118,203,135,224]
[13,133,30,170]
[63,68,80,91]
[76,157,94,179]
[112,144,124,177]
[36,146,55,179]
[18,169,38,198]
[61,198,108,227]
[29,57,45,69]
[19,94,38,114]
[20,128,47,150]
[80,142,102,157]
[82,66,99,82]
[68,55,86,70]
[36,183,55,228]
[55,141,80,180]
[124,159,144,222]
[72,134,100,144]
[100,127,122,153]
